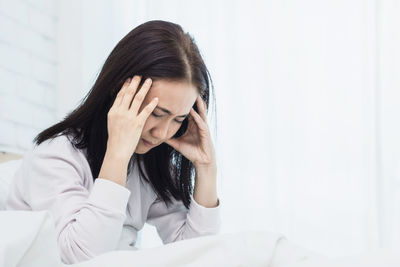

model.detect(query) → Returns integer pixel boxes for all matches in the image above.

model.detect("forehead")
[147,79,198,115]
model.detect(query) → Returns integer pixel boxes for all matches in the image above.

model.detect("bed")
[1,152,399,267]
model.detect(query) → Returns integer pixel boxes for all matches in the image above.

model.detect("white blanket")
[0,210,60,267]
[1,210,399,267]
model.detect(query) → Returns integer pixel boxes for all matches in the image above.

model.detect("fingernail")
[146,78,152,84]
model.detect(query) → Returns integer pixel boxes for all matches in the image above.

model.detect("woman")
[6,20,220,264]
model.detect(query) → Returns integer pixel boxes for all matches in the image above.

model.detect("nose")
[150,120,170,141]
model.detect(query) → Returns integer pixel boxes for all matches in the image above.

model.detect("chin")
[134,148,147,154]
[135,145,155,155]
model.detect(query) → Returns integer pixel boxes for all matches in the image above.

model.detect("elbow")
[167,223,220,244]
[57,229,94,264]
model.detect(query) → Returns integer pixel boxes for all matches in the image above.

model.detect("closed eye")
[151,113,163,118]
[152,112,185,123]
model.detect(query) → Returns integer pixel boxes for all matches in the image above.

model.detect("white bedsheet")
[0,210,399,267]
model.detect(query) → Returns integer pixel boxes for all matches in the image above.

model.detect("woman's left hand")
[165,95,216,168]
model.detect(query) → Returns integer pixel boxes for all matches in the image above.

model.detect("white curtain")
[58,0,400,257]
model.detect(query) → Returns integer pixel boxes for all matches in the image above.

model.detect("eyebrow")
[155,106,189,118]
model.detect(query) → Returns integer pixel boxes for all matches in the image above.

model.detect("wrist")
[99,149,130,187]
[105,146,131,165]
[194,161,217,173]
[194,162,217,184]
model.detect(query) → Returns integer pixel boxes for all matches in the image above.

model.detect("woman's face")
[135,79,198,154]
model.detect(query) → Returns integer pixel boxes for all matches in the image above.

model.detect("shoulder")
[33,133,80,154]
[7,134,93,210]
[32,134,87,161]
[26,134,91,179]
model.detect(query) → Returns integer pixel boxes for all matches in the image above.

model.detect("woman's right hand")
[106,75,158,161]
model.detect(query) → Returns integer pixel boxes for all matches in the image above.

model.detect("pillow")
[0,158,23,210]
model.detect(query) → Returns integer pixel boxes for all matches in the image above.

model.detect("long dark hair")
[33,20,216,209]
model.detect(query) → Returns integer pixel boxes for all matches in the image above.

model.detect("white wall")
[1,0,399,257]
[0,0,58,153]
[377,0,400,248]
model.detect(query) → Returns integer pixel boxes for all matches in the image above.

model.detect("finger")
[130,78,152,113]
[121,75,142,110]
[190,108,207,131]
[112,78,132,108]
[196,95,207,121]
[138,97,159,122]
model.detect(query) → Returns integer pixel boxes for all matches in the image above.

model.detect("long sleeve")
[146,194,221,244]
[6,137,131,264]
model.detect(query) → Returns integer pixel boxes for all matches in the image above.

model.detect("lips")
[142,138,155,146]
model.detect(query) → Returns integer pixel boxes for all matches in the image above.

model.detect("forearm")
[58,178,130,264]
[193,163,218,208]
[98,148,130,187]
